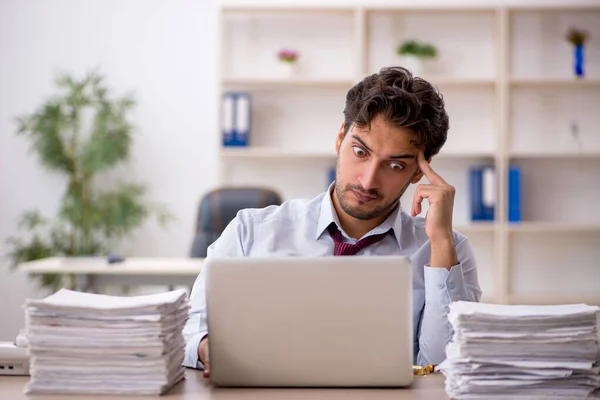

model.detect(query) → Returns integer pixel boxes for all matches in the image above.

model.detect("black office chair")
[189,186,283,257]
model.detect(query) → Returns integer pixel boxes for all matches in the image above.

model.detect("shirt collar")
[315,183,404,249]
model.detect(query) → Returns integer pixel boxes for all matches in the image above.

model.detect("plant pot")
[278,61,297,78]
[400,55,423,76]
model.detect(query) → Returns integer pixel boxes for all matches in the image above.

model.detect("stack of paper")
[438,302,600,399]
[24,288,190,395]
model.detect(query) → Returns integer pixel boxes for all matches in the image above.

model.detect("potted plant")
[396,40,437,76]
[566,28,589,78]
[5,70,172,291]
[277,49,299,78]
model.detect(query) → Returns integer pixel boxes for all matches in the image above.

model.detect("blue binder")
[469,166,495,221]
[327,167,336,188]
[508,166,522,222]
[222,92,251,147]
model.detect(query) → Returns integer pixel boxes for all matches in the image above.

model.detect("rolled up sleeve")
[417,235,481,366]
[182,211,251,369]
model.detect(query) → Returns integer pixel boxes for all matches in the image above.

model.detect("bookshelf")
[217,3,600,306]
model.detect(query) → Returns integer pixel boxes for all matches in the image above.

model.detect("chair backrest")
[189,187,283,257]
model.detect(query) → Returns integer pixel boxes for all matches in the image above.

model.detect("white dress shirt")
[183,185,482,369]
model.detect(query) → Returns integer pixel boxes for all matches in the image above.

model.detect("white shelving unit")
[217,4,600,306]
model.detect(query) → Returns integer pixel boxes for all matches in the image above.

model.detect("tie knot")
[328,224,390,256]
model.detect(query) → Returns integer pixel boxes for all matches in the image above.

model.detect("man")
[183,66,482,377]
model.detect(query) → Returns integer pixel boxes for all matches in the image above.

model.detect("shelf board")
[434,150,495,159]
[222,147,496,160]
[509,151,600,159]
[221,5,354,14]
[509,294,600,307]
[454,222,496,233]
[222,147,335,159]
[508,222,600,233]
[222,77,495,89]
[510,77,600,87]
[425,77,496,87]
[222,78,356,89]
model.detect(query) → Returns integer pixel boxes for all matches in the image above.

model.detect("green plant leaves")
[397,40,437,58]
[6,70,172,292]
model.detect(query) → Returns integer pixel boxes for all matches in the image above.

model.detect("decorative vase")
[278,61,297,78]
[574,44,584,78]
[401,55,423,76]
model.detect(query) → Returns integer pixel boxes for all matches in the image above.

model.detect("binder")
[328,167,336,188]
[222,92,251,147]
[469,166,495,221]
[508,166,522,222]
[222,93,235,146]
[481,166,495,220]
[234,93,250,146]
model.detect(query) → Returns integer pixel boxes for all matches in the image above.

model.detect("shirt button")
[448,282,455,290]
[437,283,445,289]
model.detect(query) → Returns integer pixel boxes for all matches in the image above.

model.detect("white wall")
[0,0,218,341]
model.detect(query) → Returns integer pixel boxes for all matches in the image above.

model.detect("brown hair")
[343,66,449,159]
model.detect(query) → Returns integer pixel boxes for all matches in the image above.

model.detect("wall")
[0,0,218,340]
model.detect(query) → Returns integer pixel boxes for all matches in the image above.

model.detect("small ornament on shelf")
[277,49,299,78]
[396,40,437,76]
[566,28,589,79]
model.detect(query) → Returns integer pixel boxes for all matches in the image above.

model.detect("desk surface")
[18,257,204,276]
[0,370,447,399]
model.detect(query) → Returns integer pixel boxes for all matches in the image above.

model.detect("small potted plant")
[277,49,299,78]
[566,28,589,78]
[396,40,437,76]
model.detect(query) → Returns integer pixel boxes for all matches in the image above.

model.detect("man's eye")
[352,146,366,157]
[390,162,405,171]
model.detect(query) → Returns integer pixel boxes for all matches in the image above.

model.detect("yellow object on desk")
[413,364,436,375]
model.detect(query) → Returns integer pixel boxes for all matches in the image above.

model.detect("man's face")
[334,114,424,221]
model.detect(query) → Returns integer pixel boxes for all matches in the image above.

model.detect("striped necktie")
[327,224,390,256]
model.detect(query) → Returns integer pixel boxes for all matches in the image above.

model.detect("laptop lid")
[205,256,413,387]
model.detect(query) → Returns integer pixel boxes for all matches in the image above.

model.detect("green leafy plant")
[397,40,437,58]
[5,70,172,291]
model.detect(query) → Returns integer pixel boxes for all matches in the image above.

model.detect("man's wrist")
[429,232,457,270]
[429,229,454,246]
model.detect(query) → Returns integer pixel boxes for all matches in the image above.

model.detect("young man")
[183,66,482,377]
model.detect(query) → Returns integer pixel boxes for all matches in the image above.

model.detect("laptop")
[205,256,414,388]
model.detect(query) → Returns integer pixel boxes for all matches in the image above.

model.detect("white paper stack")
[23,288,190,395]
[438,301,600,399]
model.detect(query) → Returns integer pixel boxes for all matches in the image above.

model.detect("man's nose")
[358,162,380,191]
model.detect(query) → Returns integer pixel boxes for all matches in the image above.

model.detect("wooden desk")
[18,257,204,291]
[0,369,447,399]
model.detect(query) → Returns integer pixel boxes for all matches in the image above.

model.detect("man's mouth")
[352,190,378,203]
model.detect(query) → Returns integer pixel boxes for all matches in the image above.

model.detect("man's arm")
[416,235,481,366]
[411,151,481,365]
[182,211,251,369]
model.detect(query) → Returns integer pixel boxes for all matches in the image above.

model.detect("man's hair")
[343,66,449,159]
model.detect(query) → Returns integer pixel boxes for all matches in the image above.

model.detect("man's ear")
[335,122,345,154]
[410,157,432,184]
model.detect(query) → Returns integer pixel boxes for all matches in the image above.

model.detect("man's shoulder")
[237,191,326,225]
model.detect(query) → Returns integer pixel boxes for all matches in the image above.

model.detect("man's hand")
[198,336,210,378]
[411,152,458,269]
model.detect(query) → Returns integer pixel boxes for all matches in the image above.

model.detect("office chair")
[190,187,283,257]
